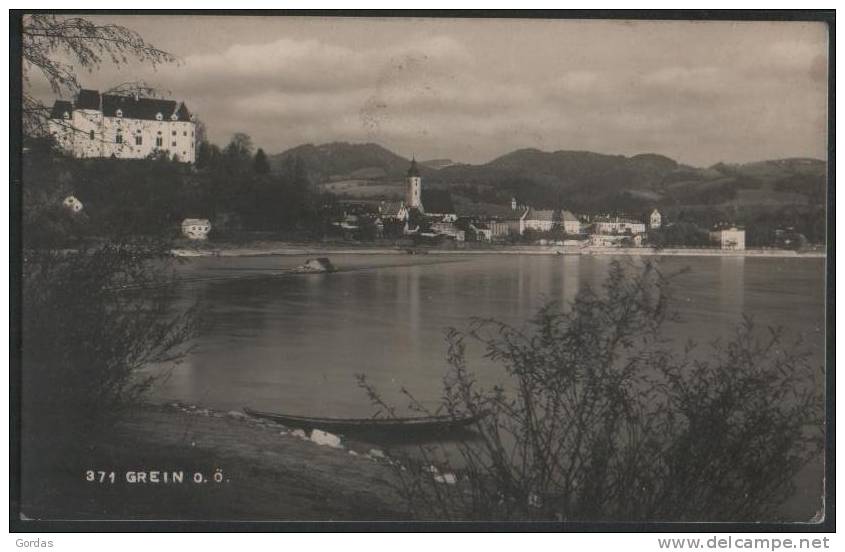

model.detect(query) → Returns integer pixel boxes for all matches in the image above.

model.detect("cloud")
[25,18,828,166]
[161,35,472,97]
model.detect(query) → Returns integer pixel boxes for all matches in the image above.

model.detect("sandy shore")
[172,241,825,259]
[20,403,407,521]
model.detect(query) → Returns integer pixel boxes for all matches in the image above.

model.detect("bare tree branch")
[21,14,177,137]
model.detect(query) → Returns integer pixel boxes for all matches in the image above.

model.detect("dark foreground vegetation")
[20,404,405,521]
[362,261,824,522]
[17,14,826,523]
[22,137,330,248]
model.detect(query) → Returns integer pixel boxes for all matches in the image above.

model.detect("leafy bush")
[21,242,197,441]
[361,261,823,521]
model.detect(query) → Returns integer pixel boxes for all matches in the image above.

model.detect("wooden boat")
[243,407,485,437]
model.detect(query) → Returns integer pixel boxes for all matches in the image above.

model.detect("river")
[150,253,826,520]
[154,253,825,415]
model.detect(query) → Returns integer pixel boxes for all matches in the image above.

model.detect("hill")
[430,149,826,214]
[269,142,826,216]
[269,142,426,184]
[419,158,458,170]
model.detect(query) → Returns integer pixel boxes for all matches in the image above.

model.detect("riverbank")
[172,240,825,259]
[20,403,407,521]
[20,400,822,522]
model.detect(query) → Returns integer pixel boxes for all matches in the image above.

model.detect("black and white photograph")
[9,11,834,530]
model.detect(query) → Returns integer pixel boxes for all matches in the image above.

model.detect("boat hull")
[243,407,484,439]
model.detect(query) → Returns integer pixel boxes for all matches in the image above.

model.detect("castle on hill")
[48,89,196,163]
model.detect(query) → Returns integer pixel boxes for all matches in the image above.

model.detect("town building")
[470,221,511,242]
[182,218,211,240]
[378,201,410,222]
[378,200,411,237]
[49,89,196,163]
[429,221,465,241]
[520,208,557,233]
[649,209,662,230]
[590,233,644,248]
[710,226,746,250]
[560,210,581,235]
[592,216,646,235]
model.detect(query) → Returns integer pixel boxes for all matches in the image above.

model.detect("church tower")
[405,158,423,211]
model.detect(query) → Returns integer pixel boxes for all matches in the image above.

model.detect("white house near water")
[710,227,746,250]
[62,195,83,213]
[593,216,646,235]
[182,218,211,240]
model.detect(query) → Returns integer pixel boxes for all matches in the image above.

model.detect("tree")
[648,222,711,248]
[225,132,253,160]
[196,140,222,170]
[221,132,254,175]
[21,14,175,136]
[19,15,197,440]
[253,147,271,174]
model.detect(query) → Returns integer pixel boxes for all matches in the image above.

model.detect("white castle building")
[48,89,196,163]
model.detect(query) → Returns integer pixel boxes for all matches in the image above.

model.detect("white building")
[710,227,746,250]
[182,218,211,240]
[650,209,662,230]
[592,216,646,235]
[520,208,556,233]
[378,201,410,222]
[430,221,465,241]
[560,210,581,235]
[405,158,423,211]
[62,195,83,213]
[49,89,196,163]
[471,221,510,241]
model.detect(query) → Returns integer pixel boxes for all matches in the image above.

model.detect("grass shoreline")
[20,400,822,522]
[20,403,407,521]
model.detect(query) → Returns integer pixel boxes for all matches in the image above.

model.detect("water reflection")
[561,255,580,310]
[151,255,824,422]
[719,256,745,316]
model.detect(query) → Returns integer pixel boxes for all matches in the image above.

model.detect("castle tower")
[405,158,423,211]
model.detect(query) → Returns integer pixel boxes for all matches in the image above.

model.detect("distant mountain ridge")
[269,141,826,212]
[269,142,427,182]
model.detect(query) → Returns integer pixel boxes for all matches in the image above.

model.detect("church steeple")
[407,157,420,178]
[405,157,423,211]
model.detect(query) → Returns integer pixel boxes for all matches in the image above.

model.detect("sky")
[26,16,829,166]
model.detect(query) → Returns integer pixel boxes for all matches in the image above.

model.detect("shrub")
[361,260,823,521]
[21,241,197,443]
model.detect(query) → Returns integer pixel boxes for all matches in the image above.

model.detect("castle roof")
[75,89,101,110]
[49,100,72,119]
[50,89,192,122]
